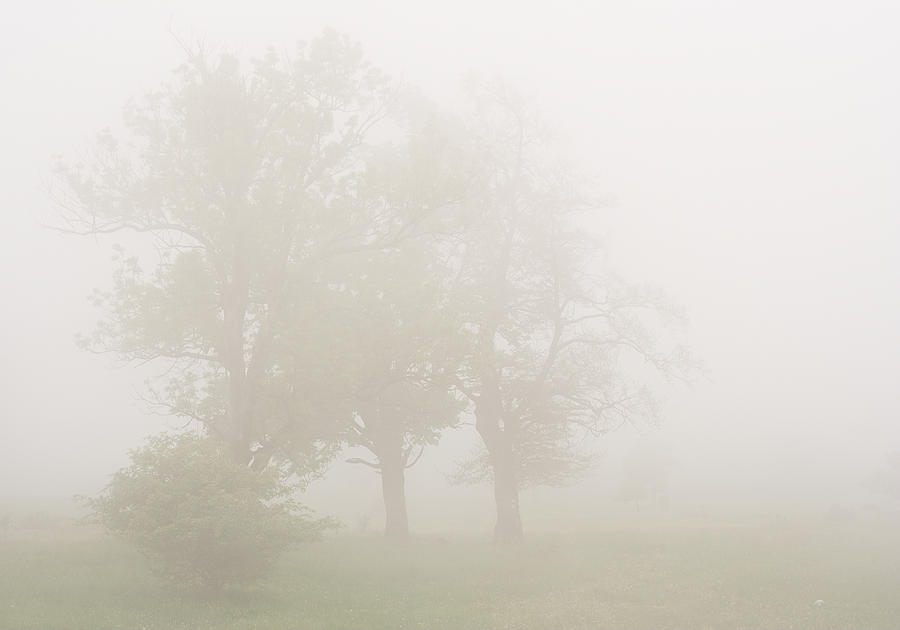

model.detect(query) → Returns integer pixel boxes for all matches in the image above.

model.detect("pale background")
[1,0,898,530]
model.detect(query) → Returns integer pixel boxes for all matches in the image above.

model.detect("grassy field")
[1,519,899,629]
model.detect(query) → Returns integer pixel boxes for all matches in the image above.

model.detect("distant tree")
[868,451,900,502]
[339,245,464,538]
[329,114,467,538]
[618,439,673,511]
[54,29,688,547]
[86,432,331,591]
[52,31,439,475]
[447,82,690,542]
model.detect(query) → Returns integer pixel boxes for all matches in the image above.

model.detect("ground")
[1,517,898,629]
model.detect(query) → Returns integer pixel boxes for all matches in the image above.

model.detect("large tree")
[447,82,690,542]
[53,31,428,473]
[339,244,463,538]
[322,113,467,537]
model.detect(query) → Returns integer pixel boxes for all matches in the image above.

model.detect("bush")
[86,432,331,591]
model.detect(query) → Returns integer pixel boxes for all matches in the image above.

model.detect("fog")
[2,0,896,516]
[1,5,899,625]
[0,0,900,628]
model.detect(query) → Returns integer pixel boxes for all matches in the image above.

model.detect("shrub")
[86,432,331,591]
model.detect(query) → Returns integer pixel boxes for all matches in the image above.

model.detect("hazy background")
[2,0,898,530]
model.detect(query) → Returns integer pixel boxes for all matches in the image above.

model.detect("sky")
[1,0,898,521]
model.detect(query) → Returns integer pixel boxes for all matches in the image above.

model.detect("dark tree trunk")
[378,429,409,539]
[381,457,409,539]
[490,443,523,543]
[476,397,523,544]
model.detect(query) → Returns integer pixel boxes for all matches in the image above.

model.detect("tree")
[325,112,467,538]
[53,31,423,474]
[868,451,900,503]
[446,82,690,542]
[340,244,464,538]
[618,438,674,511]
[85,432,330,591]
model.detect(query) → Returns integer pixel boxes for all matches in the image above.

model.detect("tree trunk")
[490,441,523,543]
[476,401,523,543]
[381,457,409,539]
[223,240,252,466]
[377,428,409,539]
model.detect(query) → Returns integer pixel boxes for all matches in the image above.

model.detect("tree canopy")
[57,33,688,542]
[438,81,690,540]
[54,31,441,475]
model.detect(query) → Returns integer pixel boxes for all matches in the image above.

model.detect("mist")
[2,1,899,628]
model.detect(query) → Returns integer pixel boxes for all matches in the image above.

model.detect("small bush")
[86,432,331,591]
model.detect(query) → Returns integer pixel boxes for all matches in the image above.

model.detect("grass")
[1,518,899,629]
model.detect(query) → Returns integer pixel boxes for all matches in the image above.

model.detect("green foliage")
[54,31,692,539]
[53,30,469,479]
[444,80,690,491]
[85,432,332,591]
[334,242,466,466]
[53,30,402,471]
